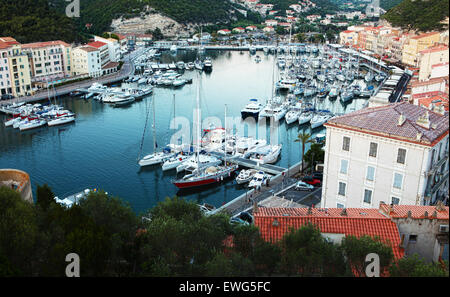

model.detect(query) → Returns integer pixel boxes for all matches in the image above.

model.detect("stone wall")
[0,169,33,203]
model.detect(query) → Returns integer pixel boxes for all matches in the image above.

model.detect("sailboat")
[162,94,191,171]
[173,83,238,189]
[138,93,174,167]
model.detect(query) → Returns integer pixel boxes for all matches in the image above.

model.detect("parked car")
[239,211,254,224]
[230,217,249,225]
[295,181,314,191]
[1,94,14,100]
[312,171,323,181]
[302,176,322,187]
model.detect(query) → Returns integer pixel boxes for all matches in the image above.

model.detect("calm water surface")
[0,50,371,214]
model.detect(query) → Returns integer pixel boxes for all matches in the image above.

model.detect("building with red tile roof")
[254,207,404,260]
[378,202,449,263]
[321,102,449,210]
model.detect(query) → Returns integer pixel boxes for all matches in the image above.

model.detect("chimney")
[253,200,258,214]
[432,211,438,218]
[416,132,423,141]
[307,206,312,215]
[407,210,412,218]
[398,113,406,126]
[340,208,347,216]
[433,104,445,116]
[416,111,431,129]
[435,200,445,211]
[424,211,428,218]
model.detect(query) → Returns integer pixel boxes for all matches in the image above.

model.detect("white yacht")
[247,144,282,164]
[241,99,263,119]
[139,151,175,167]
[236,169,258,185]
[310,113,332,129]
[161,154,191,171]
[248,171,269,188]
[19,119,47,131]
[176,154,221,173]
[298,111,313,125]
[47,116,75,127]
[285,102,303,125]
[276,78,297,92]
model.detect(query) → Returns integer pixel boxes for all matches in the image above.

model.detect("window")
[338,182,346,196]
[369,142,378,157]
[391,197,400,205]
[366,166,375,181]
[337,203,345,208]
[342,136,350,151]
[409,235,417,243]
[340,159,348,174]
[363,189,372,204]
[393,173,403,189]
[397,148,406,164]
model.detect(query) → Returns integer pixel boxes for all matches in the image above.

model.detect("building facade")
[402,32,440,66]
[321,102,449,209]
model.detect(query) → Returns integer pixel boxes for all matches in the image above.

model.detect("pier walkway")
[210,161,303,217]
[209,152,286,175]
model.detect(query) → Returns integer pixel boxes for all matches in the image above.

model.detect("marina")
[1,46,390,213]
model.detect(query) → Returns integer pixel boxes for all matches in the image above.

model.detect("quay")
[210,161,303,217]
[0,48,153,107]
[210,151,287,175]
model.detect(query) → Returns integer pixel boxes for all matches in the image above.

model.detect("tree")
[294,132,313,174]
[279,223,346,276]
[303,143,325,173]
[341,235,394,276]
[36,184,55,211]
[295,33,306,43]
[390,254,449,277]
[0,186,38,276]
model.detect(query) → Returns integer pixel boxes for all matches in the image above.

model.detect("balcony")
[425,153,449,177]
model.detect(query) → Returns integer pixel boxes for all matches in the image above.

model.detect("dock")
[209,151,287,175]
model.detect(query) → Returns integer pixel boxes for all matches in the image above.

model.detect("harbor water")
[0,50,372,214]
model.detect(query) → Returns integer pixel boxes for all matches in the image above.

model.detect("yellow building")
[402,32,441,66]
[7,45,32,97]
[418,45,449,81]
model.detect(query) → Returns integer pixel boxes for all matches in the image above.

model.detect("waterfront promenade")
[0,50,142,106]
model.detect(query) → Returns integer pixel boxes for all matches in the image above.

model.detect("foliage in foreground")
[0,186,448,277]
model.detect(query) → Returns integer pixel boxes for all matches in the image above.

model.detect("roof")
[379,203,449,220]
[254,207,404,260]
[102,61,119,69]
[342,30,355,34]
[420,45,449,55]
[325,102,449,146]
[78,46,98,53]
[21,40,70,49]
[411,76,448,88]
[0,37,20,49]
[411,31,440,40]
[87,41,107,49]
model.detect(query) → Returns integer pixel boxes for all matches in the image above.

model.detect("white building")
[72,46,102,78]
[93,36,121,62]
[321,102,449,209]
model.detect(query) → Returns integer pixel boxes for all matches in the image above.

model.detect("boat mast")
[196,73,201,168]
[224,104,227,166]
[152,91,156,154]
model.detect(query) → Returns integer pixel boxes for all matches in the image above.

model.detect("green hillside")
[0,0,81,43]
[382,0,449,31]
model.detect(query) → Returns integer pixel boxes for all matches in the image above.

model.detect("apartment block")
[321,102,449,209]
